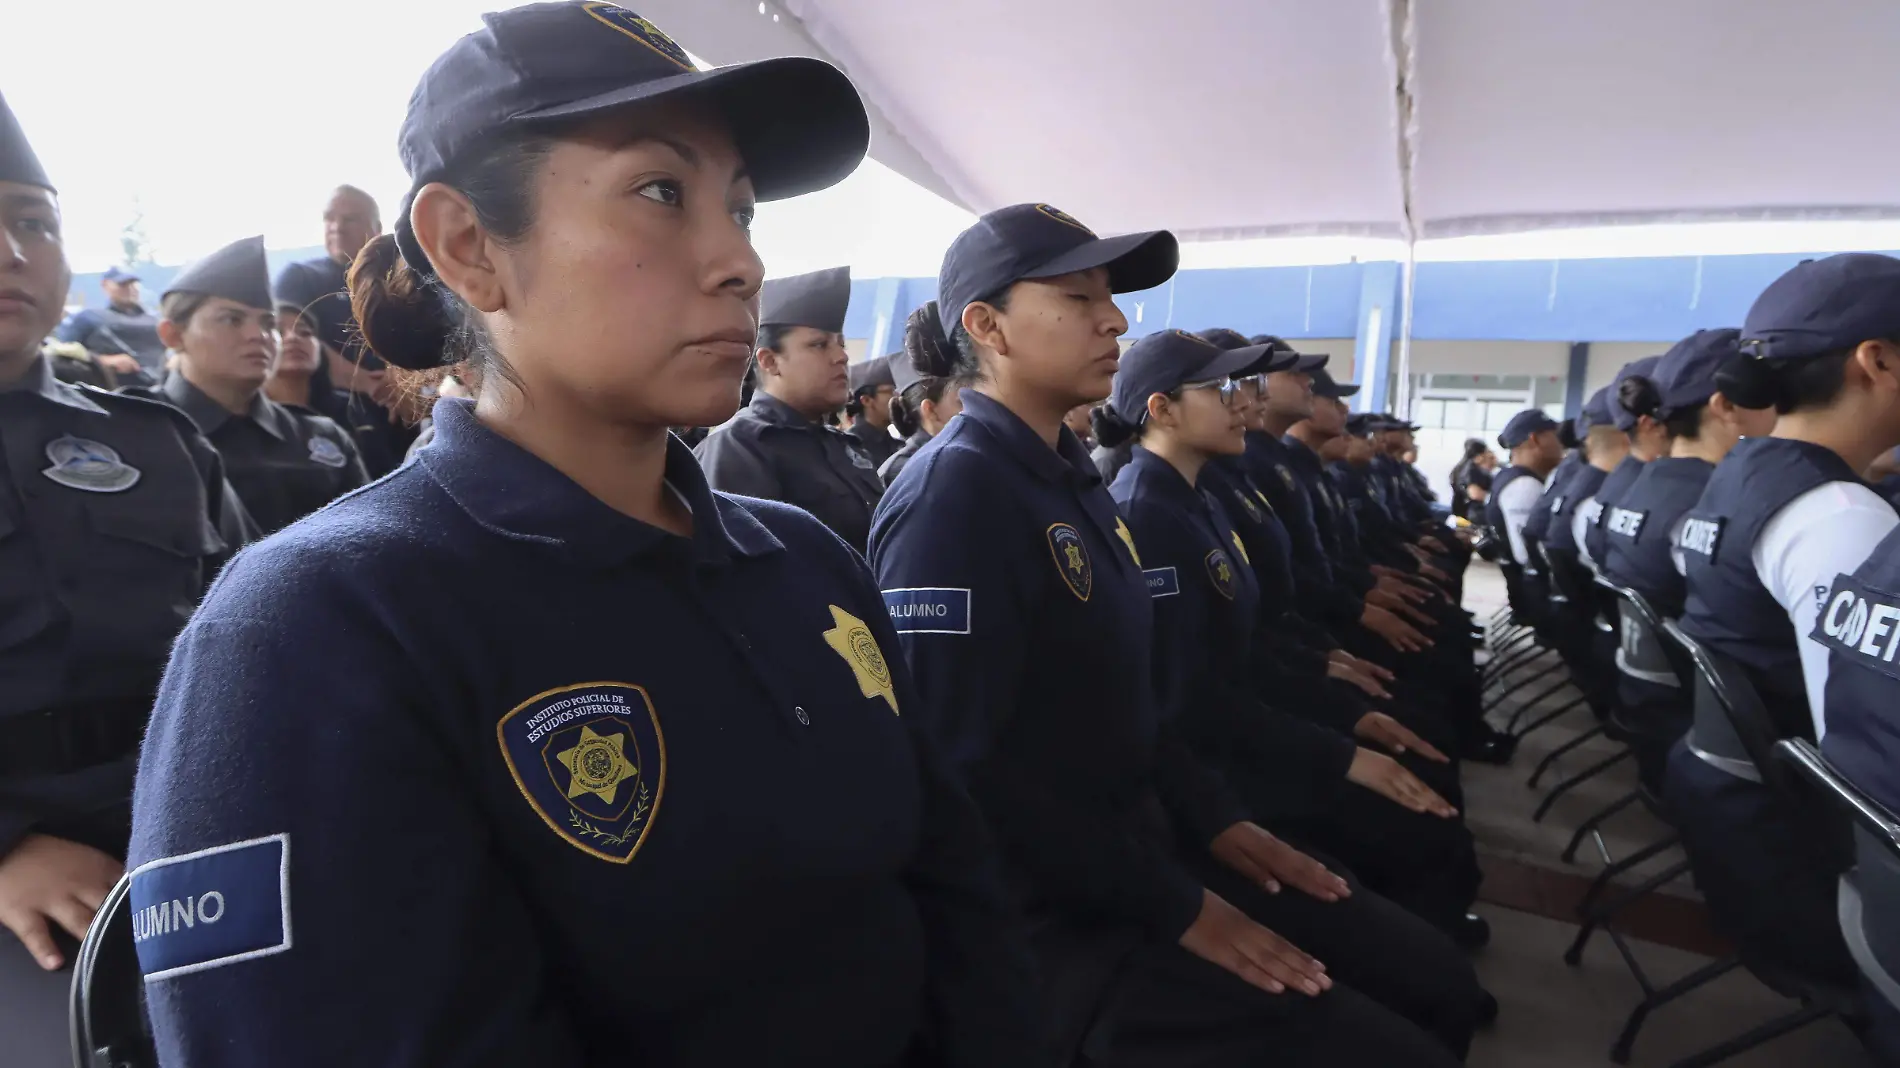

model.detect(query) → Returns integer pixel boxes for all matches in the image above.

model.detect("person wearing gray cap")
[0,92,255,1064]
[843,352,900,468]
[121,235,370,535]
[695,265,887,550]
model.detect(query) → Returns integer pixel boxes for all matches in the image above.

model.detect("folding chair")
[69,874,155,1068]
[1777,738,1900,1064]
[1612,622,1860,1068]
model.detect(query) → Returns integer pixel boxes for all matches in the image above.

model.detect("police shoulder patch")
[1277,465,1296,491]
[883,587,971,635]
[1047,522,1094,601]
[1815,573,1900,681]
[1205,548,1238,601]
[497,682,665,863]
[1143,567,1180,598]
[581,3,694,69]
[130,833,291,981]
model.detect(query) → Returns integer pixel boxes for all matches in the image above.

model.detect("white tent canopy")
[645,0,1900,241]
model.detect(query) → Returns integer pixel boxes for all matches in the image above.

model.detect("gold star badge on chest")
[556,724,640,805]
[822,605,900,714]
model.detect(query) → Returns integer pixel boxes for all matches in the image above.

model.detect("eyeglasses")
[1178,377,1241,405]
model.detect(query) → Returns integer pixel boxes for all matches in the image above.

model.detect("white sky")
[11,0,1900,278]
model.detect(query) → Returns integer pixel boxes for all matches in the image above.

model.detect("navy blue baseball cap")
[1107,329,1268,423]
[936,203,1177,339]
[1200,328,1302,374]
[101,265,140,284]
[1250,335,1330,375]
[1742,253,1900,361]
[1610,355,1663,432]
[392,3,868,275]
[1578,386,1613,431]
[1311,368,1360,400]
[1652,328,1744,417]
[1499,408,1559,449]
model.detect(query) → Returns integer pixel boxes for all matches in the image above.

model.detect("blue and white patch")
[1606,506,1647,541]
[129,834,290,982]
[882,587,971,634]
[306,436,348,468]
[1814,573,1900,681]
[1676,516,1724,561]
[1143,567,1180,598]
[41,435,140,493]
[847,445,876,470]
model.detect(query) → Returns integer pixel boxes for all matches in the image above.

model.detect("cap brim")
[1199,344,1274,383]
[1331,382,1363,398]
[1294,353,1330,373]
[1025,229,1180,294]
[518,56,869,204]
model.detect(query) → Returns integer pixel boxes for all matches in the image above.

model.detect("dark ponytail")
[1617,374,1663,424]
[1091,403,1140,449]
[348,131,558,387]
[1715,350,1855,415]
[889,374,958,438]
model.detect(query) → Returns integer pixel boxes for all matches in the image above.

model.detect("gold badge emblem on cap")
[822,605,899,714]
[1034,204,1096,237]
[582,3,693,70]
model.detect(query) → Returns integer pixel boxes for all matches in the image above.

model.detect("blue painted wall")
[74,247,1900,345]
[68,247,329,310]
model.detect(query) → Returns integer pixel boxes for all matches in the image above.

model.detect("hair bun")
[903,301,955,378]
[1714,356,1785,412]
[1091,403,1138,449]
[1616,374,1663,421]
[347,233,455,372]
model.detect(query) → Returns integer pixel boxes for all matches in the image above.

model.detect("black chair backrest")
[1597,576,1689,690]
[70,874,155,1068]
[1661,619,1790,790]
[1777,738,1900,1012]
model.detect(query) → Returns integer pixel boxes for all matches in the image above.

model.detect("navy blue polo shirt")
[1111,448,1355,820]
[127,398,1038,1068]
[868,391,1211,942]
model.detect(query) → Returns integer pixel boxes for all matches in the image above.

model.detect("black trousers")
[1664,743,1856,986]
[0,929,78,1068]
[1184,845,1483,1058]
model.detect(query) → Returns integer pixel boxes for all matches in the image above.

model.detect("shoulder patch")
[497,683,665,863]
[1046,522,1093,601]
[41,434,140,493]
[1143,567,1180,598]
[130,833,291,982]
[1205,549,1238,601]
[883,587,971,634]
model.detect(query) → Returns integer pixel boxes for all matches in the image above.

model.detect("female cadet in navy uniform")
[0,94,253,1065]
[878,303,963,488]
[695,264,887,550]
[1576,356,1664,569]
[1595,331,1775,787]
[126,236,369,535]
[125,9,1042,1067]
[1668,253,1900,1001]
[871,202,1467,1067]
[1814,523,1900,1064]
[1096,333,1490,1032]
